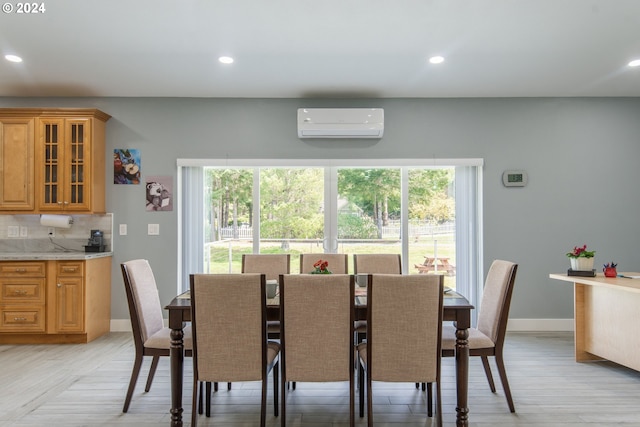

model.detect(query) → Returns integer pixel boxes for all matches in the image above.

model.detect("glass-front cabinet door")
[37,118,92,212]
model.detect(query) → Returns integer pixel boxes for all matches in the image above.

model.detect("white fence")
[218,221,454,240]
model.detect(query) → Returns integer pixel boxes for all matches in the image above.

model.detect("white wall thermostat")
[502,170,528,187]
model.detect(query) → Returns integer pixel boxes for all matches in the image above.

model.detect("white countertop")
[0,251,113,260]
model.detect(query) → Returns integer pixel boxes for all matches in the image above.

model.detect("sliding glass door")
[179,159,482,301]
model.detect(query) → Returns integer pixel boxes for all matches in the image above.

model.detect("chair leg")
[191,375,199,427]
[228,382,232,390]
[494,354,516,413]
[122,353,144,413]
[358,362,365,418]
[435,380,443,427]
[198,382,203,415]
[366,366,373,427]
[426,382,433,417]
[213,382,218,392]
[273,361,279,417]
[206,382,212,417]
[281,372,287,427]
[261,369,267,427]
[481,355,497,392]
[144,355,160,392]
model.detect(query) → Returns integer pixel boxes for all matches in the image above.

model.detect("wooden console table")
[549,272,640,371]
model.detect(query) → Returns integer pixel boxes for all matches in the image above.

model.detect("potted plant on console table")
[566,244,596,272]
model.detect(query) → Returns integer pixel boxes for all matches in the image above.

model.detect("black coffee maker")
[85,229,106,252]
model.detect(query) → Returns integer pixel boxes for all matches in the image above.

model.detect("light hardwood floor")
[1,332,640,426]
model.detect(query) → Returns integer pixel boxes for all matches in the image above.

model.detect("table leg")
[170,326,184,427]
[455,323,470,426]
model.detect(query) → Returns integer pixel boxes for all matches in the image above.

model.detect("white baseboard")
[110,318,575,333]
[110,319,132,332]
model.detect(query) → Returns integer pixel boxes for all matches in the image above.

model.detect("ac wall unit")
[297,108,384,139]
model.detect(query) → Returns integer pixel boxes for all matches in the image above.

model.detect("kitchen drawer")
[0,278,46,303]
[0,306,46,332]
[0,262,46,277]
[56,262,83,277]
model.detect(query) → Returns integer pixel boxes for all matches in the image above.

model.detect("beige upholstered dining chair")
[353,253,402,275]
[242,253,290,339]
[299,253,348,274]
[279,273,355,427]
[440,259,518,413]
[120,259,193,413]
[242,253,291,281]
[353,254,402,343]
[189,273,280,427]
[357,273,444,427]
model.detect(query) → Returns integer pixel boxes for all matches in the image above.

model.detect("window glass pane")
[408,167,457,289]
[337,168,401,262]
[259,168,324,272]
[206,168,254,274]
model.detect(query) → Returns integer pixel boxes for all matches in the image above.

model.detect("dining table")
[165,281,474,427]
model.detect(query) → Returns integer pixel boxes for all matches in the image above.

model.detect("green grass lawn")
[205,235,457,289]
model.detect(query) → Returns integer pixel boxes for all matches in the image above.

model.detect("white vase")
[570,257,594,271]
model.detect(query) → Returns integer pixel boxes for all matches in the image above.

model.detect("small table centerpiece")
[310,259,332,274]
[566,244,596,276]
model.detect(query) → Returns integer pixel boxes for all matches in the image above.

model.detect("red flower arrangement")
[566,244,596,259]
[311,259,332,274]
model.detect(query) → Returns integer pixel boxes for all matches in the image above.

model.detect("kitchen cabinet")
[52,261,85,333]
[0,261,46,332]
[0,256,111,344]
[0,116,35,211]
[0,108,110,214]
[36,111,110,213]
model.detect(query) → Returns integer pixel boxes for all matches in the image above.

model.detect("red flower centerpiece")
[311,259,332,274]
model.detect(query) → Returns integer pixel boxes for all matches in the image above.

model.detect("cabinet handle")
[15,268,27,273]
[13,290,28,295]
[63,201,69,205]
[13,317,27,321]
[62,267,77,272]
[57,283,62,288]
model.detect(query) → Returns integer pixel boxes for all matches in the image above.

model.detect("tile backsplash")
[0,214,113,253]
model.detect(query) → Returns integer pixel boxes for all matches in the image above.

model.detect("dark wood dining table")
[165,286,474,427]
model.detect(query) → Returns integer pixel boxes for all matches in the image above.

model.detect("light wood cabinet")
[0,116,35,211]
[52,261,84,333]
[0,108,110,214]
[0,257,111,344]
[0,262,46,332]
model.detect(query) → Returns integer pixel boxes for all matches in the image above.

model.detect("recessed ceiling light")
[628,59,640,67]
[218,56,234,64]
[429,56,445,64]
[5,54,22,63]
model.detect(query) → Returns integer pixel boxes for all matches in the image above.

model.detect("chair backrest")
[242,254,290,281]
[299,253,348,274]
[353,254,402,274]
[189,273,267,382]
[367,274,443,382]
[121,259,165,348]
[279,274,354,382]
[476,260,518,346]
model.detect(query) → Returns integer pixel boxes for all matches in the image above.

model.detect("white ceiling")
[1,0,639,98]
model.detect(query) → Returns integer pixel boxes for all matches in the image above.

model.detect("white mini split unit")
[297,108,384,139]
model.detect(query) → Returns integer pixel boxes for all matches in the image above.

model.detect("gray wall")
[2,97,639,323]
